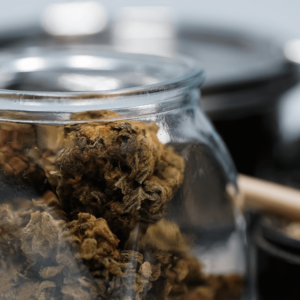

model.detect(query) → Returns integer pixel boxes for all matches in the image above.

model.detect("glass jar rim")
[0,46,205,123]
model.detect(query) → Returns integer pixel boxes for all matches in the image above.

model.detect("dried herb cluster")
[0,111,243,300]
[50,117,185,243]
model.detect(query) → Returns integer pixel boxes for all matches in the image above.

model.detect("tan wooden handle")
[238,174,300,221]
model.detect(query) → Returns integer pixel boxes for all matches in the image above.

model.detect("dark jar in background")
[176,25,299,176]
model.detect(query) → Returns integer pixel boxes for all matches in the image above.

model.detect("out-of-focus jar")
[0,47,245,300]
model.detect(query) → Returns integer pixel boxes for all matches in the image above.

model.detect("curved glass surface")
[0,47,245,300]
[0,46,204,121]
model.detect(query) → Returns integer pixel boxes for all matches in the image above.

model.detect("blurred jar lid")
[112,6,176,57]
[176,25,299,120]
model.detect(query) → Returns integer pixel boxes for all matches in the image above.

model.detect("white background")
[1,0,300,42]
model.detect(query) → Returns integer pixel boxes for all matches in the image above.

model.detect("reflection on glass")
[278,84,300,143]
[284,39,300,64]
[14,57,45,72]
[67,55,111,70]
[58,74,121,91]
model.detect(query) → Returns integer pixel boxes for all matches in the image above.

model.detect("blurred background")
[2,0,300,41]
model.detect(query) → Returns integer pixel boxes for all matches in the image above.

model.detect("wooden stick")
[238,174,300,221]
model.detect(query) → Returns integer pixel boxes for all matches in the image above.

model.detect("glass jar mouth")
[0,45,204,123]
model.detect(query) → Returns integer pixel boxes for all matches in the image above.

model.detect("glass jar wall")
[0,47,245,300]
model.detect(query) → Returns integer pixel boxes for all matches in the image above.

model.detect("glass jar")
[0,46,245,300]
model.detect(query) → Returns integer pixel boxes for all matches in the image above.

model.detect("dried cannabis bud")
[0,200,99,300]
[0,203,23,259]
[67,213,120,272]
[140,219,243,300]
[0,122,35,176]
[21,210,61,260]
[0,121,61,196]
[207,274,244,300]
[48,114,185,243]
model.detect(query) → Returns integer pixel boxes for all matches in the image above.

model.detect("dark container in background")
[177,25,299,176]
[246,213,300,300]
